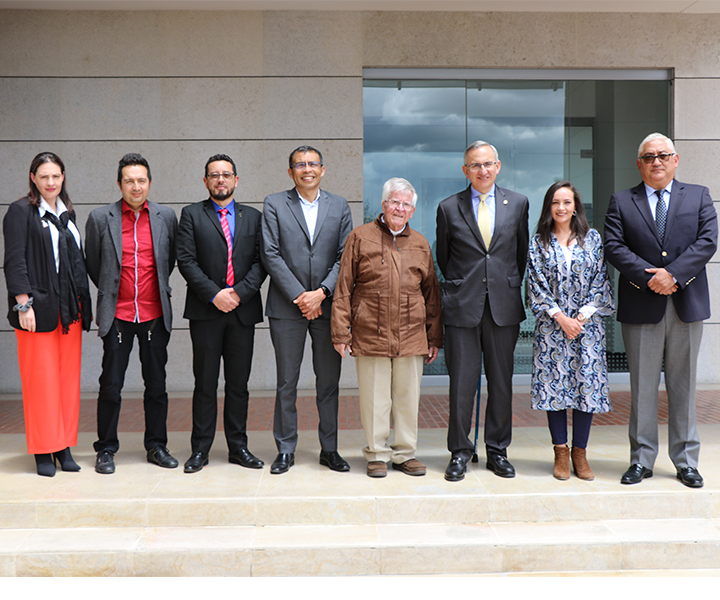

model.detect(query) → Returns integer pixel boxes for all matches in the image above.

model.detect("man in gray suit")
[85,153,178,474]
[261,145,353,474]
[436,140,529,482]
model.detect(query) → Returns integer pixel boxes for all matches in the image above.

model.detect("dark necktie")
[655,189,667,243]
[219,208,235,287]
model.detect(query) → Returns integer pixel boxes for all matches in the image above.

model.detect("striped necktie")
[219,208,235,286]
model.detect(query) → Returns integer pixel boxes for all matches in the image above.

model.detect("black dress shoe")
[677,467,704,488]
[620,463,653,484]
[147,446,179,469]
[486,453,516,478]
[53,447,81,472]
[270,453,295,474]
[95,450,115,475]
[229,447,264,469]
[319,450,350,472]
[444,456,467,482]
[183,451,209,474]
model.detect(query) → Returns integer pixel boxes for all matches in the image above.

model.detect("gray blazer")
[261,188,353,320]
[436,185,529,328]
[85,199,177,338]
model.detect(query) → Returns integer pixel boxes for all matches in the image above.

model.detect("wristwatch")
[321,285,331,298]
[577,313,587,322]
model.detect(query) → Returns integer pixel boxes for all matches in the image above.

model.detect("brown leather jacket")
[331,215,442,357]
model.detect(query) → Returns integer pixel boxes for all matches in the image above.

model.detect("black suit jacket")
[3,197,86,332]
[604,180,718,324]
[176,199,266,326]
[436,185,529,328]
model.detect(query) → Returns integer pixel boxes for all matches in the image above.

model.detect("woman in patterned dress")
[527,181,615,481]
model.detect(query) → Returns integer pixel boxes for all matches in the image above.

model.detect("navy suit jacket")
[604,180,718,324]
[436,185,529,328]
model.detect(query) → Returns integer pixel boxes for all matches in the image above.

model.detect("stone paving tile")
[1,390,718,434]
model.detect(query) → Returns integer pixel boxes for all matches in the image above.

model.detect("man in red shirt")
[85,153,178,474]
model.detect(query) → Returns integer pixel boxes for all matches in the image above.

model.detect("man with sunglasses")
[176,154,266,473]
[605,133,718,488]
[261,146,353,474]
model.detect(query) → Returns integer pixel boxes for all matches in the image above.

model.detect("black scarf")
[41,211,92,333]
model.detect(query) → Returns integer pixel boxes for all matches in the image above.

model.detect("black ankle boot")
[34,454,56,477]
[53,447,81,472]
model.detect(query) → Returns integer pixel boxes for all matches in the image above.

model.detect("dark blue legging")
[546,409,594,449]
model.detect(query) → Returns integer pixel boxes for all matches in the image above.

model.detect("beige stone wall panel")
[261,11,363,76]
[674,78,720,140]
[0,10,264,77]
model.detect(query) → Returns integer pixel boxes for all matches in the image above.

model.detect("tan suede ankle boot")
[571,446,594,481]
[553,445,570,480]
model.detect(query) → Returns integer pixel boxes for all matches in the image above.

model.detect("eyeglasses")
[464,162,497,172]
[291,161,322,170]
[639,153,675,164]
[207,172,236,181]
[386,198,414,211]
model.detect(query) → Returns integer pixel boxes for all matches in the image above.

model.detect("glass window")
[363,74,671,376]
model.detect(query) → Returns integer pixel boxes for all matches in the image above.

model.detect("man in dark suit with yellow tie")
[436,140,529,482]
[604,133,718,488]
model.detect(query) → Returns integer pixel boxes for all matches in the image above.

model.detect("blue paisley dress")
[528,228,615,413]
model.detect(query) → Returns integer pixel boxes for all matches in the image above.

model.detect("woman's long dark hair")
[25,152,73,212]
[535,180,589,250]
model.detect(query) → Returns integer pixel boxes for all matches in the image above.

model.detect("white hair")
[638,132,676,158]
[381,177,418,207]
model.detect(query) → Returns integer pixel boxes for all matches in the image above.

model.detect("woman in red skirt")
[3,152,92,477]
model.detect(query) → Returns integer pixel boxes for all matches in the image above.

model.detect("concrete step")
[2,427,719,575]
[2,519,720,576]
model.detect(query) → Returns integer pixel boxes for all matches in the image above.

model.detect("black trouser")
[189,313,255,455]
[445,303,520,461]
[94,318,170,453]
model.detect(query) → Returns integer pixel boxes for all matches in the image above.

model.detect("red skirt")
[15,318,82,454]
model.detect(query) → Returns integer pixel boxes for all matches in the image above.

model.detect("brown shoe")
[391,458,426,476]
[571,446,594,481]
[367,461,388,478]
[553,445,570,480]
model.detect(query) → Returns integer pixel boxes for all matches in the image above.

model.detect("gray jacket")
[261,188,352,320]
[85,199,177,337]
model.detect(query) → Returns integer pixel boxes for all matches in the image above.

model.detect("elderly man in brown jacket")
[332,177,443,478]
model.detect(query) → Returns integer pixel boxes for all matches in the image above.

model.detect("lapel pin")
[503,199,508,205]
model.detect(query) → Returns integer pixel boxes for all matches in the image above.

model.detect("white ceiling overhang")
[2,1,720,13]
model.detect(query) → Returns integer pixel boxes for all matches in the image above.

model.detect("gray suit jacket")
[85,199,177,338]
[436,185,529,328]
[261,188,353,320]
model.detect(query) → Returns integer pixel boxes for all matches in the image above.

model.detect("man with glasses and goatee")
[177,154,266,474]
[605,133,717,488]
[261,146,353,475]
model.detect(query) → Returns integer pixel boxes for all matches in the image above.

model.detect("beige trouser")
[355,355,423,464]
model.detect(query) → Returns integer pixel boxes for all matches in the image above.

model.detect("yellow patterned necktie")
[477,193,492,246]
